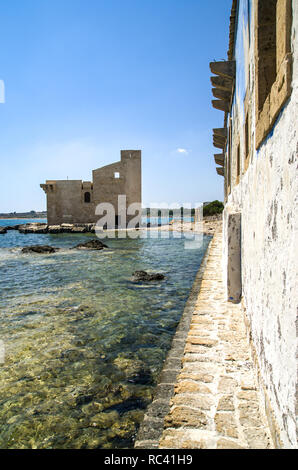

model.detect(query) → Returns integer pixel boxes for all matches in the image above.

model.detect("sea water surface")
[0,219,211,449]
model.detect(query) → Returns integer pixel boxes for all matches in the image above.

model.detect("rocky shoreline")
[0,223,98,235]
[0,215,222,236]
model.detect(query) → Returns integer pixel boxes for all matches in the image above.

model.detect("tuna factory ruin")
[41,150,142,226]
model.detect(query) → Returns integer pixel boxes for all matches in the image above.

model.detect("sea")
[0,218,210,449]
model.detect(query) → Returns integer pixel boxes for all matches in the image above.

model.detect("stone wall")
[222,0,298,448]
[41,150,142,225]
[41,180,96,225]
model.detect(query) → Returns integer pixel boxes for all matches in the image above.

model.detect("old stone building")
[41,150,141,226]
[210,0,297,448]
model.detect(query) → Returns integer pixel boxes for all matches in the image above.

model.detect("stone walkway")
[136,230,273,449]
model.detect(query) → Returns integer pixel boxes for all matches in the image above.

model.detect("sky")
[0,0,232,212]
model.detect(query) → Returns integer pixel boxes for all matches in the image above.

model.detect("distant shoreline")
[0,215,47,220]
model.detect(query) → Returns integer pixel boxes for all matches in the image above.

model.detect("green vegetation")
[144,201,224,218]
[203,200,224,217]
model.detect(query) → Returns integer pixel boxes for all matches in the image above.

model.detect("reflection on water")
[0,227,211,449]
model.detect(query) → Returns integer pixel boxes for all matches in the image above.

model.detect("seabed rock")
[131,270,165,282]
[21,245,59,254]
[73,239,108,250]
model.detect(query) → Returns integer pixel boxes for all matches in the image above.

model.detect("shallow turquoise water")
[0,218,47,227]
[0,223,211,449]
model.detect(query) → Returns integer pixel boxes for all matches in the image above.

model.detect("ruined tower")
[41,150,142,226]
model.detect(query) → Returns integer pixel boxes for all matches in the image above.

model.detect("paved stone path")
[135,230,273,449]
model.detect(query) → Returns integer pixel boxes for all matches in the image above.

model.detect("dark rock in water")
[21,245,59,254]
[127,368,153,385]
[132,270,165,282]
[73,239,108,250]
[75,394,94,406]
[0,227,7,234]
[60,349,84,362]
[104,397,148,415]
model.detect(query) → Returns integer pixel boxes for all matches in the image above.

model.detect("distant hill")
[0,211,47,219]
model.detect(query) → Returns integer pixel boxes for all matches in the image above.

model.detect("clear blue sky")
[0,0,231,212]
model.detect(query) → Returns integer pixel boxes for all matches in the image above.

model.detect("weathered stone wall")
[41,150,142,225]
[41,180,96,225]
[93,150,142,226]
[223,0,298,448]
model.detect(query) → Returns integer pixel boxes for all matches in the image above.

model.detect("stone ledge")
[158,231,274,449]
[134,236,214,449]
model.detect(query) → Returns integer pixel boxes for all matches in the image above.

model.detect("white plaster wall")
[223,0,298,448]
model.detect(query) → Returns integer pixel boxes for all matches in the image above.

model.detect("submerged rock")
[131,270,165,282]
[75,394,95,407]
[104,397,148,415]
[73,239,108,250]
[60,349,84,362]
[0,227,7,234]
[21,245,59,254]
[127,368,153,385]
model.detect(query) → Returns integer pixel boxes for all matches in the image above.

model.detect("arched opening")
[84,192,91,203]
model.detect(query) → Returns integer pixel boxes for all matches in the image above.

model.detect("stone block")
[175,380,211,395]
[217,395,235,411]
[164,406,208,428]
[170,393,213,410]
[217,438,245,449]
[215,412,238,438]
[186,337,217,347]
[178,372,214,383]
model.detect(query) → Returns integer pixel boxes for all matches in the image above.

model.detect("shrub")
[203,200,224,217]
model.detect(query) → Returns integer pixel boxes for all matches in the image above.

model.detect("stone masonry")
[40,150,141,226]
[135,229,273,449]
[217,0,297,446]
